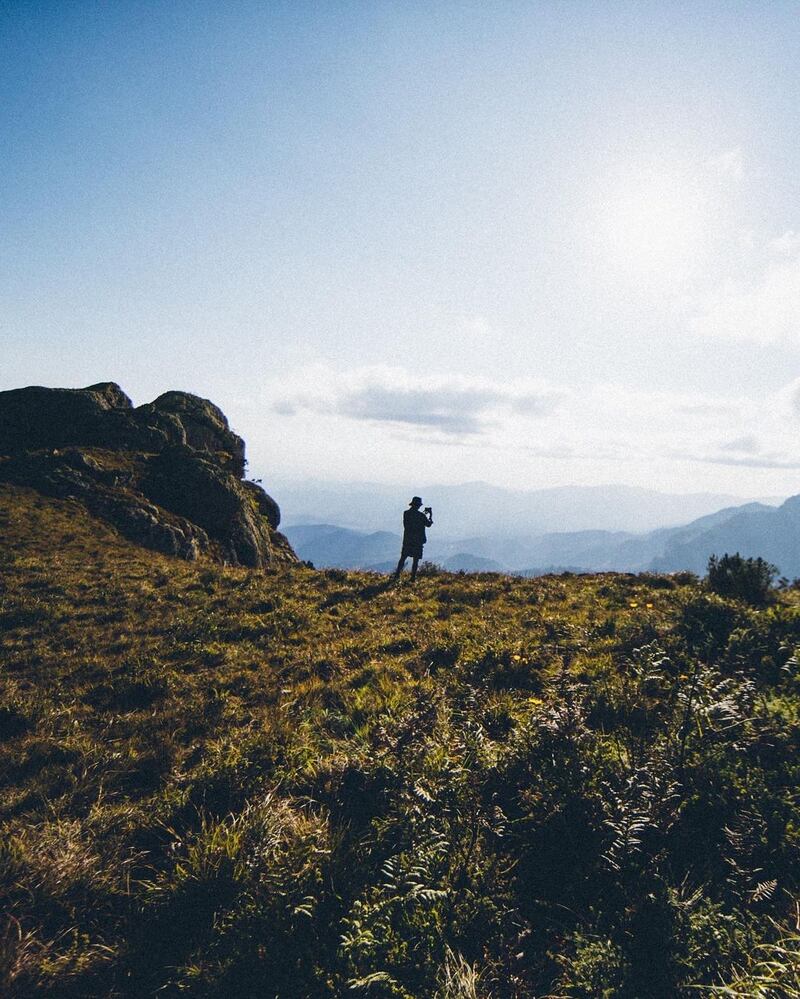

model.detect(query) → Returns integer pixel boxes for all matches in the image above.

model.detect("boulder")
[0,448,208,561]
[0,382,295,568]
[0,383,130,453]
[85,382,135,409]
[242,479,281,529]
[143,446,274,567]
[0,382,187,455]
[144,391,246,475]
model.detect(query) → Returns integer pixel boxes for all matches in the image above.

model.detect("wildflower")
[512,654,522,662]
[646,602,653,609]
[629,601,638,608]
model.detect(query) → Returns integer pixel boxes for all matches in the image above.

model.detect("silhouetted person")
[394,496,433,581]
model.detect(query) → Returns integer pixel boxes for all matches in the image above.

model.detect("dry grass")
[2,484,800,997]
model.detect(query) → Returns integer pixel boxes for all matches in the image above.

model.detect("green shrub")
[679,592,749,659]
[707,553,777,606]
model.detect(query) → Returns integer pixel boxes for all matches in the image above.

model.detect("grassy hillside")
[3,484,800,997]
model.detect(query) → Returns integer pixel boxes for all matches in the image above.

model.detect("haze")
[3,2,800,497]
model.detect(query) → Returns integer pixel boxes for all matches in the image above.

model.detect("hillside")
[3,483,800,998]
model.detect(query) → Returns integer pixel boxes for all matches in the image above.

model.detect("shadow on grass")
[320,577,397,608]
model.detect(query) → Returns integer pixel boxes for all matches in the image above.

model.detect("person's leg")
[394,555,407,577]
[410,556,420,581]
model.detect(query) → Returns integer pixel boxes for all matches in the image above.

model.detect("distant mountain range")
[272,477,781,537]
[284,524,399,569]
[285,523,508,574]
[284,494,800,578]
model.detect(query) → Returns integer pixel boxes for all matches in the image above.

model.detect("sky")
[3,1,800,496]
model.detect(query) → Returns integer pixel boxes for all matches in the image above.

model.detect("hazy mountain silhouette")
[283,496,800,577]
[285,524,400,568]
[274,478,776,537]
[650,495,800,576]
[514,502,776,574]
[441,552,506,573]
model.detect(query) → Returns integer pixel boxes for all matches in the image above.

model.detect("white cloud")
[683,451,800,470]
[774,376,800,423]
[718,435,762,455]
[273,366,564,437]
[706,147,745,181]
[770,230,800,256]
[262,365,800,487]
[689,250,800,344]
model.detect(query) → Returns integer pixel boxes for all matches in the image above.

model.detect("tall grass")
[3,485,800,996]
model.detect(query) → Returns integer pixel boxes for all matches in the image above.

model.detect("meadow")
[2,484,800,997]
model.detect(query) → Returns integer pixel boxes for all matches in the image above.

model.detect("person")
[394,496,433,581]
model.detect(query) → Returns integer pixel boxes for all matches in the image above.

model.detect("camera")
[424,506,432,515]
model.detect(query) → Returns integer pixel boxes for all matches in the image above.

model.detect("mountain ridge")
[275,475,781,537]
[285,496,800,577]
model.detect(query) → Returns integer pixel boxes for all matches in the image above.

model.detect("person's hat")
[410,496,423,507]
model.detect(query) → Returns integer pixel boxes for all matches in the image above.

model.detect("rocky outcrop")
[0,382,247,468]
[143,391,246,476]
[0,383,134,452]
[143,446,275,567]
[0,448,209,561]
[0,383,296,568]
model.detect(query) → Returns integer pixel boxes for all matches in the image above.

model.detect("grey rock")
[242,479,281,529]
[0,382,295,568]
[0,448,208,561]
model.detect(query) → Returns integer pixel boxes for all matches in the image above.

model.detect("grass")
[2,484,800,997]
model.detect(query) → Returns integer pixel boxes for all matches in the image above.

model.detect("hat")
[410,496,423,507]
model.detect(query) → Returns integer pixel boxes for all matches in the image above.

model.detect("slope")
[3,484,800,998]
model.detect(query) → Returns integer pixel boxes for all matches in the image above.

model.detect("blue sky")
[3,1,800,493]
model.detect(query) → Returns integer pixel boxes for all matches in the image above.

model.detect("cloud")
[274,366,564,436]
[770,231,800,256]
[718,435,762,455]
[674,401,743,418]
[706,147,745,181]
[690,453,800,470]
[337,382,498,435]
[266,365,800,485]
[689,250,800,344]
[768,376,800,423]
[671,419,800,470]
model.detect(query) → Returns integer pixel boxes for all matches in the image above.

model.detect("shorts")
[401,541,424,560]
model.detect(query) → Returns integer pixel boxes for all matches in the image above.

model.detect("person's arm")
[425,511,433,526]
